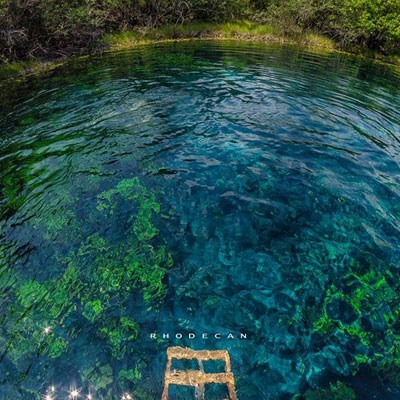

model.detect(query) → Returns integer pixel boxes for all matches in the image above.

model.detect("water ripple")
[0,41,400,399]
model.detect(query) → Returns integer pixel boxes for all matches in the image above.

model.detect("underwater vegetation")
[310,253,400,383]
[0,177,172,397]
[294,381,356,400]
[0,42,400,399]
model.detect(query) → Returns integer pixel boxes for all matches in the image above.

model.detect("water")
[0,41,400,400]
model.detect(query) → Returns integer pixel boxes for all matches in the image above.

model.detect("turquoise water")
[0,41,400,399]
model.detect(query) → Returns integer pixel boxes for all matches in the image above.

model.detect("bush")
[266,0,400,54]
[0,0,249,60]
[0,0,399,62]
[190,0,250,21]
[334,0,400,53]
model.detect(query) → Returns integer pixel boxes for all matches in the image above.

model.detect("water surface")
[1,41,400,399]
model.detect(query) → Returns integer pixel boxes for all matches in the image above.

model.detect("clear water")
[1,41,400,400]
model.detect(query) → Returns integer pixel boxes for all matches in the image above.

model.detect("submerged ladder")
[161,346,238,400]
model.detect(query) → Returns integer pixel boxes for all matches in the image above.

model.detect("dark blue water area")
[0,41,400,399]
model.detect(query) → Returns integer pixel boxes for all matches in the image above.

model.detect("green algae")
[82,299,103,322]
[100,317,139,360]
[299,381,356,400]
[313,309,335,336]
[46,335,69,359]
[81,364,114,390]
[3,263,80,368]
[311,253,400,379]
[42,208,77,240]
[124,245,173,303]
[97,178,161,241]
[0,175,172,390]
[118,367,141,385]
[1,174,26,214]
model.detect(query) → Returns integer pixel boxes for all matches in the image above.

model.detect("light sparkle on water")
[43,326,52,335]
[68,387,80,399]
[43,384,134,400]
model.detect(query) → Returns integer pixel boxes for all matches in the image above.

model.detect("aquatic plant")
[118,367,142,386]
[46,335,69,359]
[0,173,26,214]
[81,363,114,390]
[299,381,356,400]
[0,176,172,393]
[1,40,399,399]
[99,317,139,360]
[311,253,400,381]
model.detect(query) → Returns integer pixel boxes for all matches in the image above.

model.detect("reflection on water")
[0,41,400,399]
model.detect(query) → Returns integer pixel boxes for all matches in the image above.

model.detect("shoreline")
[1,22,399,84]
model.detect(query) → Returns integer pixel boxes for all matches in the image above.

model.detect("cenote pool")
[0,41,400,399]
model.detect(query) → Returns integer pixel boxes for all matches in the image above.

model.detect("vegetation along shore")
[1,0,399,80]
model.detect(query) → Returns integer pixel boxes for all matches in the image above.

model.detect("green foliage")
[266,0,400,53]
[334,0,400,52]
[190,0,250,22]
[1,0,398,63]
[0,0,247,60]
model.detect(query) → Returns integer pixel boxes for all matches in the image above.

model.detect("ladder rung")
[165,370,235,386]
[162,347,237,400]
[167,346,229,361]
